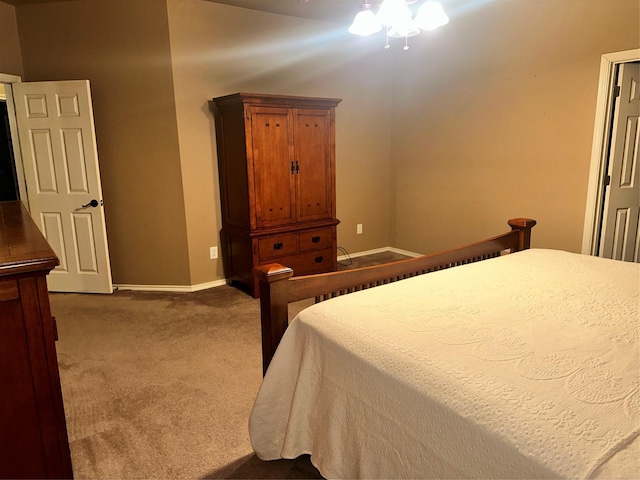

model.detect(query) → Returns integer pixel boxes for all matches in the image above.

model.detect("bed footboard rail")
[255,217,536,374]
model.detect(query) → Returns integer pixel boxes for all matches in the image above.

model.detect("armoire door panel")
[251,108,295,227]
[218,107,251,228]
[294,110,332,222]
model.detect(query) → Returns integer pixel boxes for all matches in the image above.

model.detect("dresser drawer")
[298,228,333,252]
[264,248,334,276]
[258,234,298,259]
[0,279,19,302]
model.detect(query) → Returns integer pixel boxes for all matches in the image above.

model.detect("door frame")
[0,73,29,208]
[582,49,640,255]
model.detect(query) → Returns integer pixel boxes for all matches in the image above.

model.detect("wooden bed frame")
[255,217,537,374]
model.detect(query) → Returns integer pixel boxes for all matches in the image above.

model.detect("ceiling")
[205,0,358,23]
[1,0,360,24]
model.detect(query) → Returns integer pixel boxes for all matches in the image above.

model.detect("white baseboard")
[114,279,228,293]
[338,246,422,262]
[115,248,421,292]
[387,246,423,258]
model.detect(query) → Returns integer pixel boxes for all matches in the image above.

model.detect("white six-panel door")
[600,62,640,262]
[13,80,113,293]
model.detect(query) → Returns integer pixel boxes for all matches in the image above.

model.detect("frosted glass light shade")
[349,8,382,36]
[415,1,450,30]
[376,0,412,27]
[387,18,420,38]
[348,0,451,50]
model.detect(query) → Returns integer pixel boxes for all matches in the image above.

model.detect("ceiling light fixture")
[349,0,449,50]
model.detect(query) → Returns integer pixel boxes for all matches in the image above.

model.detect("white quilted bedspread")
[249,249,640,479]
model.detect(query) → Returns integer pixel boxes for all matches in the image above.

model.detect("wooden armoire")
[212,93,341,297]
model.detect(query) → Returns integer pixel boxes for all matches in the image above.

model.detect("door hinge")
[604,174,611,186]
[613,85,621,98]
[243,109,251,120]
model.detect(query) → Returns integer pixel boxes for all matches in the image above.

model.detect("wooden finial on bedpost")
[255,264,294,375]
[508,218,537,252]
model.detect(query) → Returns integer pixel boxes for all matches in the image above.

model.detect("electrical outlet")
[210,246,218,259]
[357,223,363,235]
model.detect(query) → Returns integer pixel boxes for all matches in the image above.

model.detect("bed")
[249,218,639,479]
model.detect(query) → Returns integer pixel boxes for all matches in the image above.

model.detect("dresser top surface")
[0,201,59,276]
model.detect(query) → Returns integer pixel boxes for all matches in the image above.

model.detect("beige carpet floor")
[50,251,410,479]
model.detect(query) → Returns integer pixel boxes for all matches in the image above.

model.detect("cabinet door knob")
[274,242,284,250]
[315,256,324,263]
[311,236,320,243]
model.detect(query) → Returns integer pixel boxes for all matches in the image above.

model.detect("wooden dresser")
[0,201,73,479]
[212,93,341,297]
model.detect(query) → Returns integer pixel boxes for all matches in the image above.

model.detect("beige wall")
[13,0,191,286]
[6,0,636,288]
[166,0,394,284]
[0,2,23,76]
[5,0,393,288]
[390,0,640,254]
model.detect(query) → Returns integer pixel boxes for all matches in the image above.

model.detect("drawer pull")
[52,316,59,342]
[273,242,284,250]
[311,236,321,243]
[315,256,324,263]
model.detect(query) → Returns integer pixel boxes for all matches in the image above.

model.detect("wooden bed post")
[508,218,537,252]
[255,264,294,375]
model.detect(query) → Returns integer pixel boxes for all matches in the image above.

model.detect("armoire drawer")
[263,248,334,276]
[258,233,298,259]
[298,228,333,252]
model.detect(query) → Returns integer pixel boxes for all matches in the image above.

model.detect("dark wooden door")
[294,109,333,223]
[250,106,296,228]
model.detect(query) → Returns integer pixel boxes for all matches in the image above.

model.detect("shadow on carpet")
[203,453,323,479]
